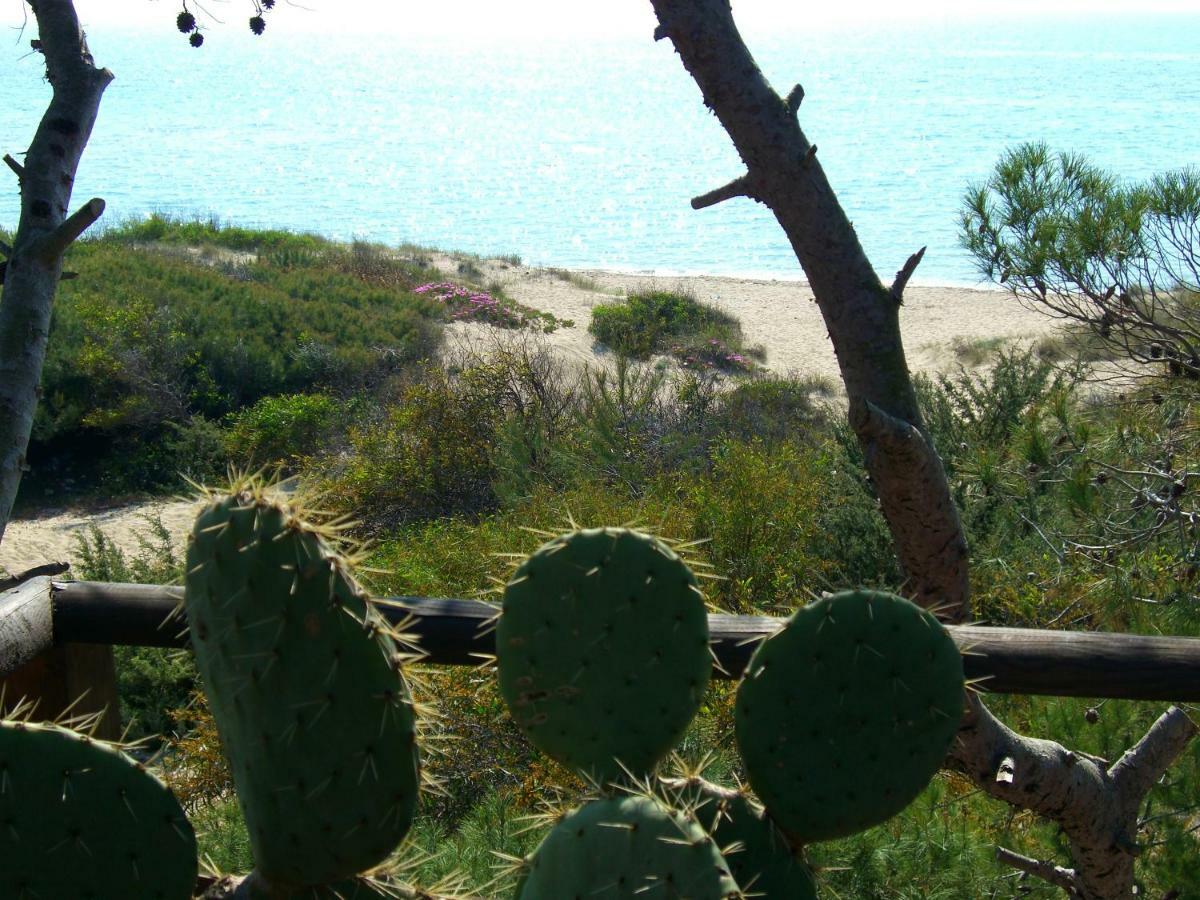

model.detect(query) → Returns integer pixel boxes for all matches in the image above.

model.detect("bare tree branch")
[995,846,1082,895]
[648,0,971,622]
[0,0,113,548]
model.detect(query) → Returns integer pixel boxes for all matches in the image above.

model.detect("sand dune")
[0,256,1058,576]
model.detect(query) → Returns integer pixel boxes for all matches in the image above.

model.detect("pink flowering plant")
[414,282,571,333]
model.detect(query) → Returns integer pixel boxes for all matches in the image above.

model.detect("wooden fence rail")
[3,577,1200,701]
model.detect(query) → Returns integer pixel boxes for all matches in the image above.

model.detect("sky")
[66,0,1200,39]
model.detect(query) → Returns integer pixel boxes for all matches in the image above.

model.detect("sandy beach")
[0,255,1059,575]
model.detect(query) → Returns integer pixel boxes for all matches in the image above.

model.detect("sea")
[1,12,1198,285]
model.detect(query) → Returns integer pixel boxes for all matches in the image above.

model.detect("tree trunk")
[649,0,970,622]
[0,0,111,548]
[646,1,1197,895]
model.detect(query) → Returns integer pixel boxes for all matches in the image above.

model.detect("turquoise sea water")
[1,14,1198,284]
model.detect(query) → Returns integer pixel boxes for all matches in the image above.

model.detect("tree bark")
[0,0,112,548]
[646,1,1197,895]
[649,0,970,623]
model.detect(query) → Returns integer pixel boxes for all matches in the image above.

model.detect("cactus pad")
[498,528,711,783]
[185,488,420,889]
[517,794,743,899]
[735,590,964,844]
[0,720,196,899]
[681,779,817,899]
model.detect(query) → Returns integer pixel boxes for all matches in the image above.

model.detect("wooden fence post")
[0,577,121,739]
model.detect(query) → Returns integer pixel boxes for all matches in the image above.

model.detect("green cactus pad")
[0,720,196,899]
[185,489,420,889]
[681,779,817,899]
[497,528,711,783]
[735,590,964,844]
[518,794,743,899]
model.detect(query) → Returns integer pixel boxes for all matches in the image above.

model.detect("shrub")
[224,392,344,469]
[708,373,834,444]
[103,213,331,255]
[71,519,195,741]
[589,289,757,371]
[26,229,445,497]
[686,440,831,613]
[323,367,502,529]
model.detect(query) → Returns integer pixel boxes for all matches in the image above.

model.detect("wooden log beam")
[0,577,120,737]
[29,581,1200,701]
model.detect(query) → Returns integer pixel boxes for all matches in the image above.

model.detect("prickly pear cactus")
[516,794,743,899]
[736,590,964,844]
[185,483,420,890]
[497,527,711,784]
[0,719,197,899]
[677,777,818,900]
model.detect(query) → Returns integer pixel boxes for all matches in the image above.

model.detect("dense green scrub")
[22,219,443,504]
[56,224,1200,898]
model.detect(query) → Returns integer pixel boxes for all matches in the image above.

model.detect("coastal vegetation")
[53,222,1198,898]
[2,2,1196,896]
[589,288,765,372]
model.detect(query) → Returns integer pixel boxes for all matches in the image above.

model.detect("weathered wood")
[38,581,1200,701]
[0,576,120,738]
[0,576,54,675]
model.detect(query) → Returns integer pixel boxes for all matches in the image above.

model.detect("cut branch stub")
[691,173,755,210]
[2,154,24,180]
[32,197,104,264]
[786,83,804,115]
[890,245,926,304]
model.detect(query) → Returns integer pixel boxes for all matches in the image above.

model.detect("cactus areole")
[497,528,711,784]
[185,490,420,890]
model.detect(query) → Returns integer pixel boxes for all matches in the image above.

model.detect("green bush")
[25,228,444,499]
[589,289,757,371]
[708,373,834,444]
[323,367,502,529]
[686,440,831,613]
[71,519,195,741]
[103,214,332,255]
[224,392,344,469]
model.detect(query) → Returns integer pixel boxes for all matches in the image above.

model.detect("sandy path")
[2,255,1060,574]
[0,498,206,577]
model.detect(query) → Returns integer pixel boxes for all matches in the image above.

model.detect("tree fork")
[645,1,1196,894]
